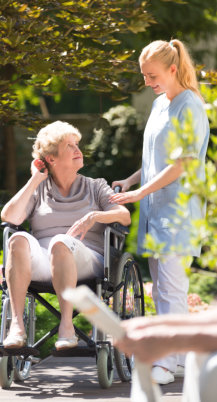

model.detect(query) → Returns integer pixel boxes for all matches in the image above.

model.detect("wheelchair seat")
[29,277,97,295]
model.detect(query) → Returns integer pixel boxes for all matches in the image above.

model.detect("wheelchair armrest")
[1,222,28,270]
[108,222,129,235]
[1,221,27,232]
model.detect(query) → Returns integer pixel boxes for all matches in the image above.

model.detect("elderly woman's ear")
[45,154,55,166]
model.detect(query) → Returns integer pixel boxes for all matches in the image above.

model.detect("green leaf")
[79,59,94,68]
[2,38,12,46]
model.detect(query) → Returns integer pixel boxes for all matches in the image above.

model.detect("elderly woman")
[1,121,131,350]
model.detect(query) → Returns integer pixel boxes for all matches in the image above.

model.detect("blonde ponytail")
[171,39,202,100]
[139,39,203,101]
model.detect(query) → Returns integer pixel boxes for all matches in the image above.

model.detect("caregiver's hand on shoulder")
[109,188,143,205]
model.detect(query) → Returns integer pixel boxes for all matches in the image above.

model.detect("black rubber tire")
[0,294,34,386]
[14,295,35,382]
[0,356,14,389]
[113,252,144,382]
[97,347,114,389]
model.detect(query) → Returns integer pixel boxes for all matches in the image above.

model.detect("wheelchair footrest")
[52,345,96,358]
[0,345,40,358]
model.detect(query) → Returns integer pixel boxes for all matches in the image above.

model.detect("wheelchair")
[0,220,145,389]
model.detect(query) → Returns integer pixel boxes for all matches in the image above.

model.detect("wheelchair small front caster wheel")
[0,356,14,389]
[97,347,114,389]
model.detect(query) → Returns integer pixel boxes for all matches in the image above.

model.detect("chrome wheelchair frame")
[0,221,145,389]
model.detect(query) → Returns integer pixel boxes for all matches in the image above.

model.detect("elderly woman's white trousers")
[8,232,104,282]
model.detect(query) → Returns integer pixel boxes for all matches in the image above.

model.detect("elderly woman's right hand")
[31,159,48,182]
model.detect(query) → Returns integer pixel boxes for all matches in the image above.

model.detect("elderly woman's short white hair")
[32,121,82,160]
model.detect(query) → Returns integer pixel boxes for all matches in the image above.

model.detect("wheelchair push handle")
[114,185,122,194]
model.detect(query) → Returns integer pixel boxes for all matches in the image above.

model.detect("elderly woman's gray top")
[26,174,116,255]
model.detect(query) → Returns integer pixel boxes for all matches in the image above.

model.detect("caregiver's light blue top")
[138,89,209,257]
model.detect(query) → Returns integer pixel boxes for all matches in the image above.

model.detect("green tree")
[1,0,216,126]
[1,0,216,197]
[146,0,217,46]
[0,0,154,197]
[0,0,155,126]
[0,0,177,197]
[82,104,144,184]
[119,0,217,66]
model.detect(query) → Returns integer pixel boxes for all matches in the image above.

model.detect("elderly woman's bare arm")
[92,205,131,226]
[67,205,131,240]
[1,160,48,225]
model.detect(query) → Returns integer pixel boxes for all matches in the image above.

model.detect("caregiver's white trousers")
[149,255,189,372]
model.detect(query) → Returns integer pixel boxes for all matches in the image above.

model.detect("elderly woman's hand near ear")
[31,159,48,180]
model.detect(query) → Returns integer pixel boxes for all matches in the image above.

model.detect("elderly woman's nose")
[75,145,81,152]
[74,145,82,156]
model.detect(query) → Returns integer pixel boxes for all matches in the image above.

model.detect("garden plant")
[0,1,217,360]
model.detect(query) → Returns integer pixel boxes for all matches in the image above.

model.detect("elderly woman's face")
[54,134,83,171]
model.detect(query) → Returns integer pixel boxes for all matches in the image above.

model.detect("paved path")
[0,355,183,401]
[3,268,216,400]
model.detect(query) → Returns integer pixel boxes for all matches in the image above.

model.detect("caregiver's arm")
[112,169,142,192]
[110,160,183,204]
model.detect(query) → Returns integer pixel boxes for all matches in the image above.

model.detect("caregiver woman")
[110,39,209,385]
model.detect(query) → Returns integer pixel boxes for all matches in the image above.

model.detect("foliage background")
[0,0,217,359]
[0,0,217,197]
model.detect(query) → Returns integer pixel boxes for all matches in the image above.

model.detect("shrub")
[188,272,217,303]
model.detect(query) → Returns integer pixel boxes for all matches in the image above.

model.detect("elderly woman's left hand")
[67,212,95,240]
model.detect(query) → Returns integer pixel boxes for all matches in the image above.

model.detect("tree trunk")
[3,126,17,196]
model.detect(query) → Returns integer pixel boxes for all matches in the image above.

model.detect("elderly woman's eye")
[67,143,80,150]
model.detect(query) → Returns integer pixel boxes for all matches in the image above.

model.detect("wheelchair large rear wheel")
[113,252,144,382]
